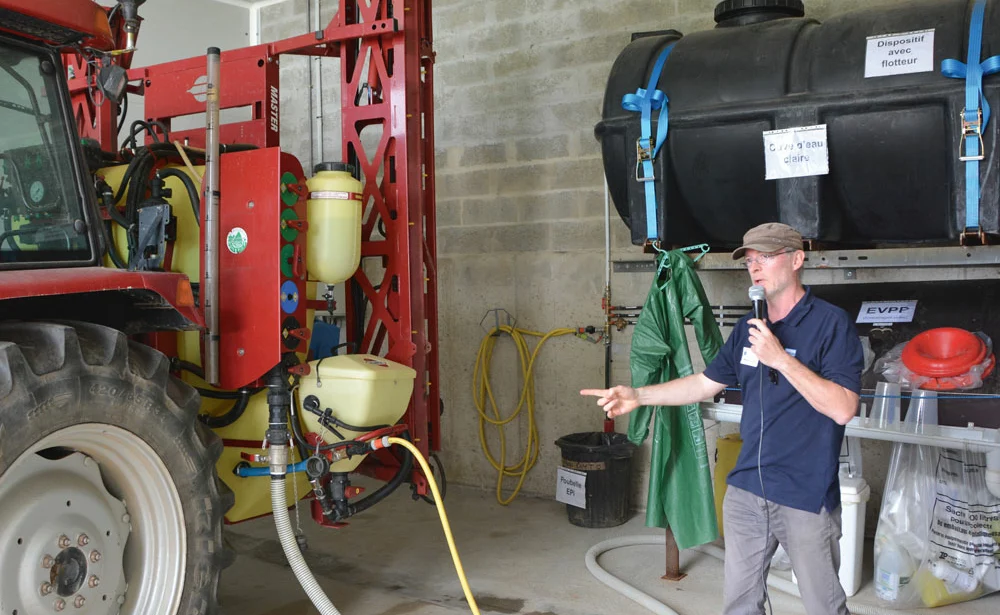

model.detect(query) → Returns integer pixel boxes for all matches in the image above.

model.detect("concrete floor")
[220,482,1000,615]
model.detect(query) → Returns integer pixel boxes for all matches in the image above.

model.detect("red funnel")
[901,327,987,378]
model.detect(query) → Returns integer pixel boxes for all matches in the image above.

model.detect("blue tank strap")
[621,43,676,241]
[942,0,1000,241]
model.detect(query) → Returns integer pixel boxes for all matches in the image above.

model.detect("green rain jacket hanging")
[629,249,723,550]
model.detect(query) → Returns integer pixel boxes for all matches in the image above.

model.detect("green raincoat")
[628,249,724,550]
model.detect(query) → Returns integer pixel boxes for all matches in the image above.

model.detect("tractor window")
[0,40,90,264]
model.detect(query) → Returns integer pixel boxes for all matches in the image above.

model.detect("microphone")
[748,285,767,321]
[748,285,779,384]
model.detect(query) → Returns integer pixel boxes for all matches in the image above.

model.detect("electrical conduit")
[585,535,920,615]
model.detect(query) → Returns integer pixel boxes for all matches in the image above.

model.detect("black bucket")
[554,432,637,528]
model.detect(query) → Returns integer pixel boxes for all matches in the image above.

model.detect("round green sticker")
[280,243,295,278]
[281,172,299,206]
[280,208,299,242]
[227,227,248,254]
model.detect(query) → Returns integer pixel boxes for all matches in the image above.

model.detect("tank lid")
[714,0,804,27]
[314,162,355,175]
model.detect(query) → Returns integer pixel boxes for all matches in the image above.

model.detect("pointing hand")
[580,385,640,418]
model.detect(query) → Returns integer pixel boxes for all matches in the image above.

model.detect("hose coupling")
[269,444,290,476]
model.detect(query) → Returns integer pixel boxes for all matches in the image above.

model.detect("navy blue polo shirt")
[703,287,863,514]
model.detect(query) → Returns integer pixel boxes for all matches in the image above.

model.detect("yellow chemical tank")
[306,162,362,284]
[98,163,203,278]
[209,390,312,523]
[98,162,314,522]
[714,433,742,537]
[297,354,416,472]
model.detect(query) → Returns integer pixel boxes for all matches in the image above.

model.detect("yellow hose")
[386,437,480,615]
[472,326,577,505]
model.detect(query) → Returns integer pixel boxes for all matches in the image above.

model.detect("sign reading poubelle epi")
[856,300,918,324]
[556,467,586,509]
[865,29,935,78]
[763,124,829,180]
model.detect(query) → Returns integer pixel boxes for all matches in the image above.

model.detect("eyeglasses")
[742,249,794,269]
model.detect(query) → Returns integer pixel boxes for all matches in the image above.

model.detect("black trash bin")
[554,432,637,528]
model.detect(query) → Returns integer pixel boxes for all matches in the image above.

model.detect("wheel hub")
[52,547,88,596]
[0,452,129,614]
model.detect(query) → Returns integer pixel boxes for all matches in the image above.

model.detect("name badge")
[741,347,759,367]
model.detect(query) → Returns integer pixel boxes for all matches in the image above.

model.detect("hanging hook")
[678,243,710,263]
[651,243,672,291]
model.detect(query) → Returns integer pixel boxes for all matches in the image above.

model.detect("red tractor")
[0,1,439,613]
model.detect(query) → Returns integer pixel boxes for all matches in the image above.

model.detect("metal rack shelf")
[701,402,1000,451]
[615,245,1000,273]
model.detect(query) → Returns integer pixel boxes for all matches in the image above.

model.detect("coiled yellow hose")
[472,326,577,505]
[386,437,480,615]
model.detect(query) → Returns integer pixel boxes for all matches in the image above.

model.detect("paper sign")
[865,29,935,78]
[763,125,829,180]
[856,300,918,324]
[556,467,586,509]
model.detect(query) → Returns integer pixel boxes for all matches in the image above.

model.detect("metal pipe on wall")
[603,179,612,392]
[204,47,222,385]
[310,0,324,169]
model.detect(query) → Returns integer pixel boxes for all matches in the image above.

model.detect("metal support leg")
[662,524,686,581]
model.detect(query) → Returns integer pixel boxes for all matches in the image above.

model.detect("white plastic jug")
[875,539,917,602]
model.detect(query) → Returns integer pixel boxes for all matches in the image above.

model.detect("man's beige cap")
[731,222,804,260]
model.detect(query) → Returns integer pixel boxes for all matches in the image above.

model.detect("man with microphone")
[582,222,863,615]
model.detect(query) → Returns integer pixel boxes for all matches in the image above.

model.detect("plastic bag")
[874,332,994,391]
[873,443,1000,608]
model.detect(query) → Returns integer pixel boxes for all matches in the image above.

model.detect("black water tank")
[595,0,1000,249]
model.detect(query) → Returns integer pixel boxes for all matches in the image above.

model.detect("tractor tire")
[0,321,234,615]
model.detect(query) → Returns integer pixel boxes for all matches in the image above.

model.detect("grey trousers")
[722,486,849,615]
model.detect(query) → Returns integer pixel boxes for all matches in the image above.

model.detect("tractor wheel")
[0,322,234,615]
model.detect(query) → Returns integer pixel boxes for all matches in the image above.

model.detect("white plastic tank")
[296,354,415,472]
[838,477,871,597]
[306,162,363,284]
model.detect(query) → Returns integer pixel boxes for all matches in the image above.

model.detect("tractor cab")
[0,35,99,267]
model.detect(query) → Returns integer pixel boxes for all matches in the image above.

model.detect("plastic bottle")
[305,162,363,284]
[929,561,978,594]
[875,539,917,602]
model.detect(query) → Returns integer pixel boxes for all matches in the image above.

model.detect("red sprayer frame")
[70,1,440,479]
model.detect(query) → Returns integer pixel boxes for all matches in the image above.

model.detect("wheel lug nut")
[54,598,65,611]
[42,555,54,568]
[74,595,85,608]
[89,550,101,563]
[88,575,100,588]
[58,535,71,549]
[77,534,89,546]
[40,582,53,596]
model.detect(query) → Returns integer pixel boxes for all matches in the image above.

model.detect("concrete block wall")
[430,0,914,517]
[260,0,343,173]
[260,0,925,531]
